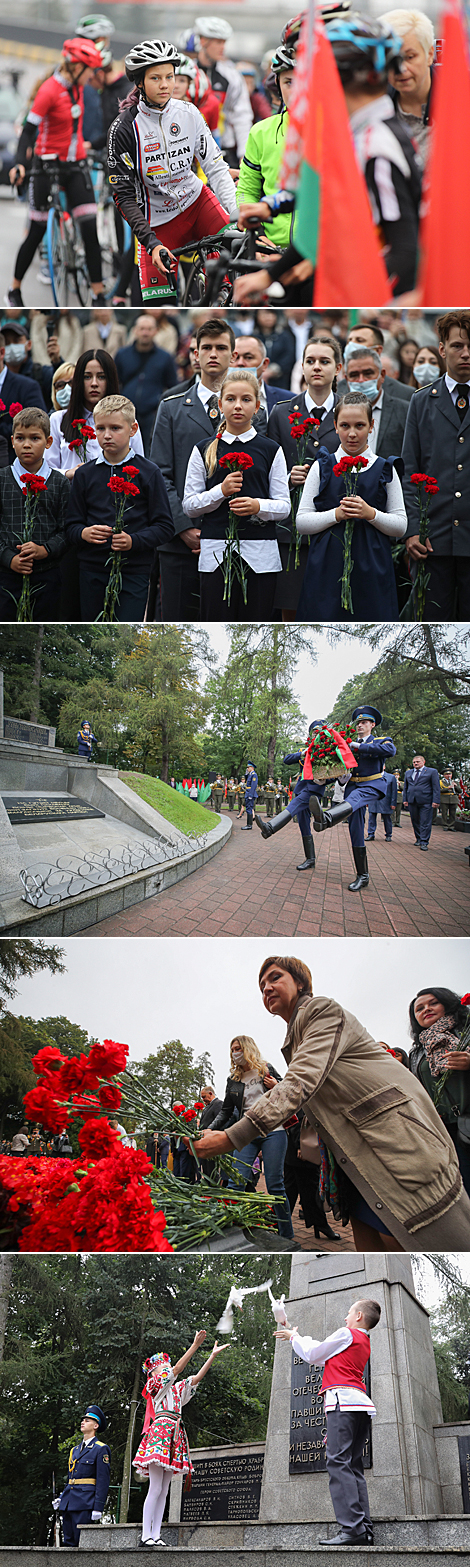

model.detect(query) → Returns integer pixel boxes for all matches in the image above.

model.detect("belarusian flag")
[280,7,391,304]
[419,0,470,302]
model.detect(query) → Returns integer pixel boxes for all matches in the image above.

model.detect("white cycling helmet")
[176,52,198,81]
[194,15,233,39]
[76,13,115,38]
[125,38,181,81]
[177,27,200,53]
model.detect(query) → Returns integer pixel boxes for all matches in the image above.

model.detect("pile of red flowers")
[0,1145,172,1252]
[219,451,254,472]
[303,723,357,777]
[20,473,48,495]
[172,1100,204,1124]
[108,476,140,497]
[410,471,439,495]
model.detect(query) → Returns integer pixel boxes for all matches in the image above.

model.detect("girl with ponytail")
[182,369,290,620]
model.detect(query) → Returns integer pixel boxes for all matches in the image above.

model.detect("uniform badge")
[185,397,192,403]
[209,408,218,419]
[102,1454,109,1463]
[457,397,468,409]
[170,123,180,135]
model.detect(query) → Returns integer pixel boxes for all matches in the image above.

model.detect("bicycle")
[88,150,132,295]
[42,157,90,306]
[171,222,282,306]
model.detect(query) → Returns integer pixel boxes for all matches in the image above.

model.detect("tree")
[327,624,470,767]
[0,625,137,732]
[0,1015,98,1136]
[0,941,65,1015]
[119,627,210,779]
[204,624,319,778]
[129,1041,211,1111]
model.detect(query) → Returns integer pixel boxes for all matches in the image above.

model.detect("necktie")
[455,384,469,423]
[310,406,325,420]
[207,393,221,428]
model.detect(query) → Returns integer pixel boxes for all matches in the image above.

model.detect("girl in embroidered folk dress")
[133,1332,227,1546]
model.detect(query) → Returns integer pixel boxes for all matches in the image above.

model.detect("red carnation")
[98,1084,123,1110]
[172,1102,186,1115]
[72,420,95,440]
[9,402,23,417]
[60,1056,100,1095]
[122,465,139,476]
[290,423,306,439]
[461,994,470,1006]
[87,1038,128,1079]
[194,1101,204,1111]
[219,451,254,471]
[425,481,439,494]
[410,472,435,485]
[122,480,139,496]
[23,1087,70,1133]
[68,438,84,450]
[31,1045,65,1077]
[77,1118,120,1160]
[0,400,5,413]
[183,1107,197,1122]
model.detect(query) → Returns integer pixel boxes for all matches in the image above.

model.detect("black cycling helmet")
[326,16,403,87]
[125,38,181,82]
[271,43,297,75]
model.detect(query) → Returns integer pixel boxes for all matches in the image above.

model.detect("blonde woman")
[211,1035,294,1239]
[182,369,290,621]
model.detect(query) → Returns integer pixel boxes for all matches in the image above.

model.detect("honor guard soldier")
[57,1403,110,1547]
[254,721,327,870]
[242,762,258,830]
[309,705,396,891]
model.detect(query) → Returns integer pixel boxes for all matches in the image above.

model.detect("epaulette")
[162,391,188,402]
[96,1441,105,1447]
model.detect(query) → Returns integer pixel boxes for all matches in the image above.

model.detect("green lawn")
[120,773,219,833]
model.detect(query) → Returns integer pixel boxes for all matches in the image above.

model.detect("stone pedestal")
[260,1253,446,1524]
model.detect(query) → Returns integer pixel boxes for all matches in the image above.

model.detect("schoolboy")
[0,407,69,619]
[64,394,174,620]
[276,1297,381,1545]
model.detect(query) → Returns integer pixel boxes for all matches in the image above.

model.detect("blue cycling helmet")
[326,16,403,86]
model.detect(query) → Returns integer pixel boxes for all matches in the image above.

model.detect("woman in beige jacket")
[196,956,470,1251]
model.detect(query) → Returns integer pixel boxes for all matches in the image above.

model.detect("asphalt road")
[0,188,55,306]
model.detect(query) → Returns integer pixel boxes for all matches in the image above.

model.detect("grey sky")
[11,936,467,1096]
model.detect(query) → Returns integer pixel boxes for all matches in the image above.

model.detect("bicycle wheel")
[70,217,90,305]
[96,198,119,288]
[46,207,67,305]
[182,258,209,306]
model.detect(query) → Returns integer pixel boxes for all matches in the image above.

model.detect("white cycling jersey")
[107,96,236,247]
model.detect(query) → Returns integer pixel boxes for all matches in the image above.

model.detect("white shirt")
[445,373,470,405]
[183,425,290,574]
[305,388,335,418]
[11,455,52,490]
[48,408,144,473]
[289,319,311,362]
[296,444,407,538]
[0,364,7,394]
[197,380,220,410]
[291,1327,376,1415]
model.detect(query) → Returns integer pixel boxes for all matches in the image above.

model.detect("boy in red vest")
[276,1297,381,1545]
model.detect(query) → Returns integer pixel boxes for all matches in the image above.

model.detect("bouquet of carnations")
[100,466,140,621]
[14,472,48,622]
[68,417,96,463]
[287,412,320,570]
[0,1039,275,1251]
[332,453,369,614]
[400,472,439,622]
[301,722,357,782]
[218,449,254,604]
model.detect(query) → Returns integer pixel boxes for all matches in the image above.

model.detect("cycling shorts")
[138,184,231,302]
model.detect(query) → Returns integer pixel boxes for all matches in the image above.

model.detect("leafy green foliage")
[0,941,65,1015]
[129,1040,215,1111]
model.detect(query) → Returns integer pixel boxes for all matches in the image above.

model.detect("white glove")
[52,1499,60,1512]
[91,1512,102,1522]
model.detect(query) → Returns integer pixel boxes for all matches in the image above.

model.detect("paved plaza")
[81,808,470,939]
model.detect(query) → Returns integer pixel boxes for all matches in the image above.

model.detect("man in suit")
[340,323,414,403]
[150,318,235,620]
[401,311,470,618]
[230,333,292,428]
[0,330,46,463]
[267,334,342,618]
[367,769,398,842]
[344,347,409,458]
[402,754,441,849]
[198,1084,224,1177]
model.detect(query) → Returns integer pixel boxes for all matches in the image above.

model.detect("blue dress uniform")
[242,763,258,830]
[59,1406,110,1547]
[367,771,398,841]
[254,721,327,870]
[309,706,396,892]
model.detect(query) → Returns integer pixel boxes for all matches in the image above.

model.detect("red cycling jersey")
[28,70,86,162]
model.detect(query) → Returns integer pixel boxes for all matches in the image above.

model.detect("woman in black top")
[212,1034,294,1240]
[409,987,470,1196]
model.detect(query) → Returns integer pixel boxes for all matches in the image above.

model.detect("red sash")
[302,728,356,780]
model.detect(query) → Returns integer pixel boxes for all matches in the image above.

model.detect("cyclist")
[195,16,253,165]
[106,38,237,304]
[75,13,117,146]
[7,37,104,308]
[172,53,221,133]
[236,44,297,248]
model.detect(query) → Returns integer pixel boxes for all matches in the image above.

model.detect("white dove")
[216,1278,273,1334]
[267,1285,289,1326]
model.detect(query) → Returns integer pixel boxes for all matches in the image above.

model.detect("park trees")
[204,624,318,778]
[129,1040,215,1110]
[328,624,470,773]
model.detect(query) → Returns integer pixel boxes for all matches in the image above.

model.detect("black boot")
[348,846,369,891]
[241,819,252,830]
[253,807,292,841]
[297,835,316,870]
[309,797,353,832]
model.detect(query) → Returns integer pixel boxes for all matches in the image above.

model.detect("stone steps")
[1,1548,470,1567]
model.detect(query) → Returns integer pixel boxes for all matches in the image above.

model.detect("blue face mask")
[348,378,379,401]
[413,361,440,385]
[56,385,72,407]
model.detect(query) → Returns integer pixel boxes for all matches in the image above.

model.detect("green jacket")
[236,111,294,249]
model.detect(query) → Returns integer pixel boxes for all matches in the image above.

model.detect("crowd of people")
[0,304,468,622]
[7,968,470,1251]
[4,7,441,309]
